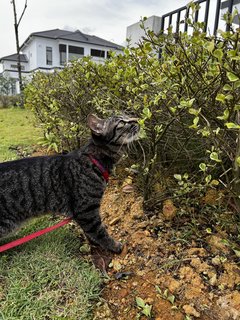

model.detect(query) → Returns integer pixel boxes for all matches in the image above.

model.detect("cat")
[0,114,139,253]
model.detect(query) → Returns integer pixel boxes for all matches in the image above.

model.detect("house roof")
[0,53,28,63]
[20,28,124,50]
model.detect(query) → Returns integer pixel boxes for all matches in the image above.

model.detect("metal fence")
[160,0,238,35]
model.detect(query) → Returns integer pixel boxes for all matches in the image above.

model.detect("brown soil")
[92,175,240,320]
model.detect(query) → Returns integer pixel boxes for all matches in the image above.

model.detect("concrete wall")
[126,15,162,47]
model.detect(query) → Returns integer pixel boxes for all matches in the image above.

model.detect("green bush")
[24,8,240,211]
[25,57,104,151]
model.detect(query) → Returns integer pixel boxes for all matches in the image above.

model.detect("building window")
[90,49,105,58]
[59,44,66,65]
[69,46,84,61]
[11,81,17,95]
[46,46,52,65]
[10,64,25,70]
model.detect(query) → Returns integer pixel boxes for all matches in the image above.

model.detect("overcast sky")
[0,0,190,58]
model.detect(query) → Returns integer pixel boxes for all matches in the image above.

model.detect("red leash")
[0,217,72,253]
[0,155,109,253]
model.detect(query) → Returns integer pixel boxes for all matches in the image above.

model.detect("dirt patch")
[93,176,240,320]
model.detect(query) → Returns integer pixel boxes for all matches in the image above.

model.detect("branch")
[17,0,27,27]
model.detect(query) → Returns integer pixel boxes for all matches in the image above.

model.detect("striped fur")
[0,114,139,253]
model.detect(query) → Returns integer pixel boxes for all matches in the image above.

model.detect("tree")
[11,0,27,100]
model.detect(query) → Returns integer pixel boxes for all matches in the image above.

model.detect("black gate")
[160,0,239,35]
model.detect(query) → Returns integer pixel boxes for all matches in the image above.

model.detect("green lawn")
[0,107,41,161]
[0,107,101,320]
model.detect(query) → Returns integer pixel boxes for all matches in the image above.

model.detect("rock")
[187,247,207,257]
[207,235,231,254]
[162,199,177,220]
[136,221,149,229]
[130,198,144,219]
[118,288,129,298]
[212,256,222,266]
[122,176,135,193]
[111,259,122,271]
[217,291,240,320]
[93,301,114,320]
[122,185,135,193]
[209,273,217,286]
[183,304,201,318]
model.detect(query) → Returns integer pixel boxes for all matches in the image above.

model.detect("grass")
[0,107,41,161]
[0,107,102,320]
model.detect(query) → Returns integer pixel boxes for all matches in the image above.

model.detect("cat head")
[87,114,139,147]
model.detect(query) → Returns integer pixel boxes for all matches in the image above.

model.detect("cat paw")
[111,241,123,254]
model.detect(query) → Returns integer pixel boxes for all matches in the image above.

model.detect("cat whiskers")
[137,140,146,168]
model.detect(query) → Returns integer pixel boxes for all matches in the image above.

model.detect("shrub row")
[25,10,240,211]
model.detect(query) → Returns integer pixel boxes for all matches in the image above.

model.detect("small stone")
[144,230,151,236]
[212,256,222,266]
[136,221,149,229]
[122,185,135,193]
[207,235,230,254]
[145,297,154,304]
[209,274,217,286]
[118,288,129,299]
[183,304,200,318]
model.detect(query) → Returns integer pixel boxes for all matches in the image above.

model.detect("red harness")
[0,155,109,253]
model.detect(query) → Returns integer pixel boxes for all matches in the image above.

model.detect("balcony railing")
[160,0,239,35]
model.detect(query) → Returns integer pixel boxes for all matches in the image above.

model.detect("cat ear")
[87,114,105,135]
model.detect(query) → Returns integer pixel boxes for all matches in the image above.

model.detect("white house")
[0,28,124,94]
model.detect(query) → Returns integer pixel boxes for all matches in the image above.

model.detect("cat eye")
[117,121,125,129]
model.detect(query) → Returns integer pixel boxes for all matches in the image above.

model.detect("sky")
[0,0,189,58]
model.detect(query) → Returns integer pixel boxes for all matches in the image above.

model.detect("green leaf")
[167,294,175,305]
[225,122,240,129]
[155,285,162,294]
[234,104,240,111]
[189,116,199,128]
[199,163,206,171]
[234,80,240,89]
[210,152,222,162]
[142,304,152,317]
[216,94,226,102]
[236,156,240,167]
[223,84,232,91]
[205,41,215,53]
[213,49,223,61]
[233,250,240,258]
[136,297,145,309]
[174,174,182,181]
[142,107,152,119]
[217,109,229,120]
[205,175,212,184]
[189,108,200,116]
[227,72,239,82]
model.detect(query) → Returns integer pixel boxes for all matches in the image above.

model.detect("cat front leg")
[74,209,122,253]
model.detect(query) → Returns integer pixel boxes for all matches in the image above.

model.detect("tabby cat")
[0,114,139,253]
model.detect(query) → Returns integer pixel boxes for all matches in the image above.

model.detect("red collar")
[89,154,109,183]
